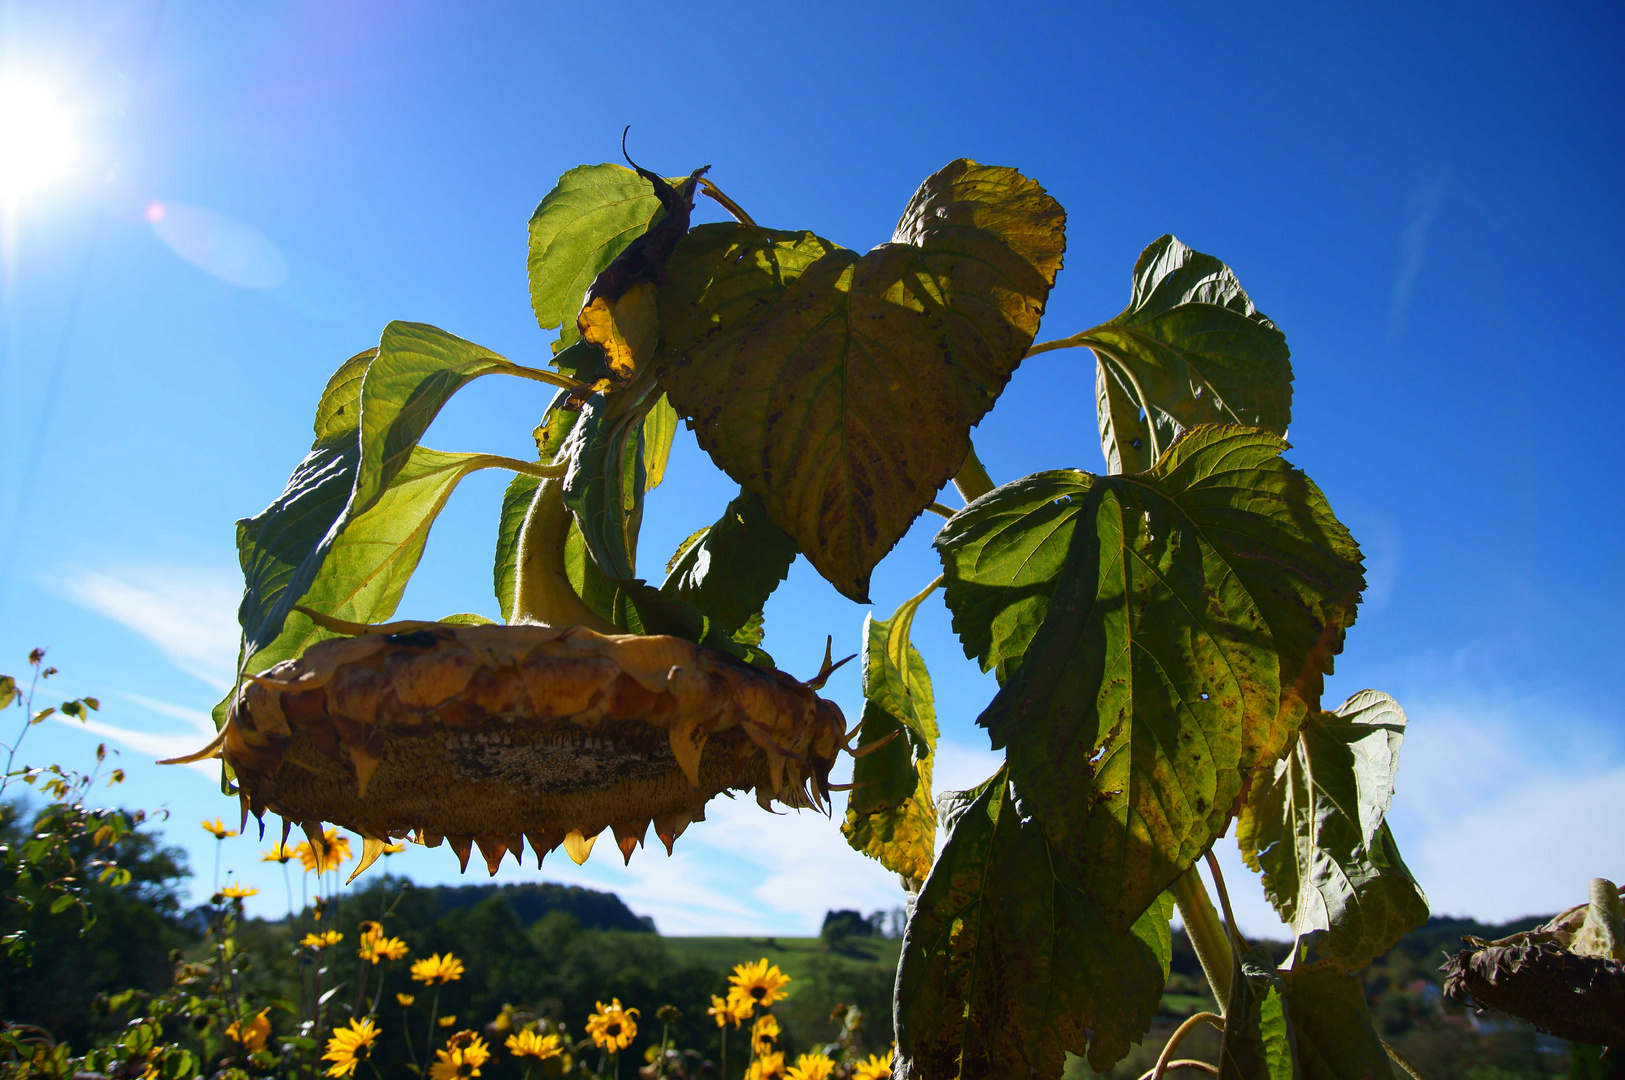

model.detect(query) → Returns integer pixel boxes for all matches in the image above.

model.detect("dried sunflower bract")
[181,619,848,879]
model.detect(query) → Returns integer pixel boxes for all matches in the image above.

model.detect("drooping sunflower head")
[197,620,847,881]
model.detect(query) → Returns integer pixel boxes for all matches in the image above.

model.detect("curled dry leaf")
[177,619,845,879]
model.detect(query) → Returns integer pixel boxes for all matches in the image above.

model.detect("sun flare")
[0,77,76,200]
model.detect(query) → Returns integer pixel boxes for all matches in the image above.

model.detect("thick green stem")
[1173,867,1234,1015]
[511,477,618,633]
[952,444,996,503]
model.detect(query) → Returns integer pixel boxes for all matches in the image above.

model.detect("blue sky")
[0,0,1620,936]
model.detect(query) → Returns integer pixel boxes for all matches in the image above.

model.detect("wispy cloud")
[47,690,222,781]
[51,564,240,689]
[1388,170,1449,343]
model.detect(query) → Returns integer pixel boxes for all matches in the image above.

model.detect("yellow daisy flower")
[852,1050,893,1080]
[585,998,639,1051]
[225,1008,270,1053]
[218,883,258,899]
[745,1051,787,1080]
[410,952,465,984]
[428,1032,490,1079]
[321,1017,378,1078]
[709,992,754,1027]
[294,829,353,873]
[261,841,298,864]
[505,1029,562,1059]
[382,840,407,854]
[357,926,409,963]
[300,930,344,950]
[201,818,237,839]
[727,958,791,1012]
[750,1013,780,1055]
[439,1015,458,1027]
[785,1053,836,1080]
[397,993,416,1007]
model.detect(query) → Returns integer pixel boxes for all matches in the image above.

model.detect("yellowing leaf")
[577,282,660,384]
[659,160,1065,602]
[842,580,941,881]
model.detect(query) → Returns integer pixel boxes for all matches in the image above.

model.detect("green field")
[664,936,902,1056]
[662,935,901,979]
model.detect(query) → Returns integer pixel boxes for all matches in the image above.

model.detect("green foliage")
[660,489,797,640]
[1238,690,1430,971]
[897,769,1175,1074]
[1064,234,1291,475]
[658,161,1065,601]
[527,163,678,344]
[966,426,1365,930]
[842,580,939,882]
[1278,965,1395,1079]
[1219,946,1294,1080]
[208,145,1455,1077]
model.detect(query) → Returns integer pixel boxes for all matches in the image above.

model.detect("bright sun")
[0,78,75,201]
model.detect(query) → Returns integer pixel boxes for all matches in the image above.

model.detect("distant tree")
[0,798,194,1048]
[820,909,872,952]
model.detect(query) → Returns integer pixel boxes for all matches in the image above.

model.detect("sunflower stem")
[511,477,618,633]
[1173,866,1233,1015]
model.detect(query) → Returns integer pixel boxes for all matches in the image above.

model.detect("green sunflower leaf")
[658,160,1065,602]
[527,163,681,345]
[1237,690,1430,971]
[235,348,374,661]
[1063,235,1291,474]
[661,489,797,639]
[934,469,1092,683]
[842,580,940,881]
[895,769,1173,1076]
[1220,945,1297,1080]
[493,473,541,624]
[1279,965,1395,1080]
[356,321,564,517]
[976,425,1364,930]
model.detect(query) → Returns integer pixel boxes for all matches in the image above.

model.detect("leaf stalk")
[1139,1011,1222,1080]
[951,445,996,503]
[697,178,757,226]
